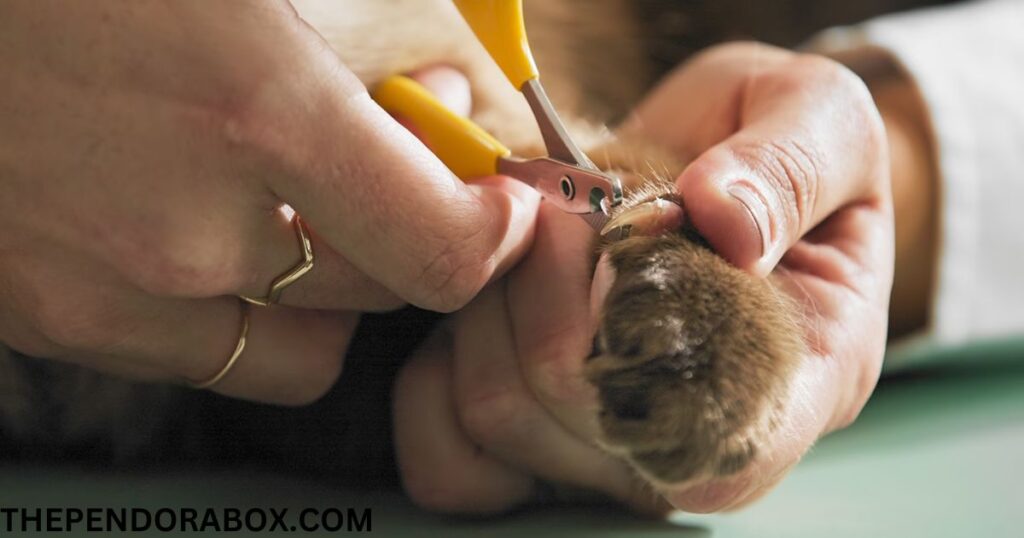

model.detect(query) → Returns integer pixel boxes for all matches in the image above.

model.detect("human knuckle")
[203,72,285,153]
[20,290,110,352]
[1,335,57,361]
[752,53,839,104]
[815,55,867,100]
[699,41,775,67]
[219,62,369,188]
[792,52,845,77]
[0,264,47,356]
[124,232,244,298]
[0,286,58,357]
[832,64,885,135]
[38,314,107,351]
[851,87,888,159]
[690,42,739,68]
[797,55,887,148]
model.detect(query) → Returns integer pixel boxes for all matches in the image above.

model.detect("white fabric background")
[811,0,1024,350]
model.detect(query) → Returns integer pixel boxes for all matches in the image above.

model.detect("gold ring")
[240,215,314,307]
[189,301,250,389]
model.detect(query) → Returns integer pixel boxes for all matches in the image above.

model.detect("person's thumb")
[676,136,810,277]
[677,94,886,277]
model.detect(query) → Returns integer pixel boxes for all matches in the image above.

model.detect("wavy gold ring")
[189,301,250,389]
[240,215,314,307]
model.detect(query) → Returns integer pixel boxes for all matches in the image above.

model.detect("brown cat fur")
[585,166,802,485]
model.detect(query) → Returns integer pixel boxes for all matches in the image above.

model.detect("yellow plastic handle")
[453,0,539,89]
[372,75,510,180]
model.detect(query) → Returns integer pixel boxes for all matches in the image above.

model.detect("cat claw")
[601,224,633,241]
[600,198,684,241]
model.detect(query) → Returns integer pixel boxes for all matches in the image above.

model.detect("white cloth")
[810,0,1024,351]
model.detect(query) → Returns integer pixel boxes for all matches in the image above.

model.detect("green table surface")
[2,339,1023,537]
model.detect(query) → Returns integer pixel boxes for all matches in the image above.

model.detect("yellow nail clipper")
[372,0,623,232]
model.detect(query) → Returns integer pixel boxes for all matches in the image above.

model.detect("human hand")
[393,42,893,514]
[0,0,537,404]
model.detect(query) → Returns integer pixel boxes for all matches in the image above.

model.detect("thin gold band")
[189,301,250,389]
[240,215,314,307]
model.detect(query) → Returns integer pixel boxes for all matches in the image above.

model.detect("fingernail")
[726,182,772,260]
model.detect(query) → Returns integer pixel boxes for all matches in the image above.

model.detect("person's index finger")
[269,87,538,312]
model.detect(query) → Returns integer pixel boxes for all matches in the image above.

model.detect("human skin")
[0,0,938,513]
[0,0,539,405]
[393,42,937,514]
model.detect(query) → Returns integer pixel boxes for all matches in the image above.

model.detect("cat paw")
[585,233,802,486]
